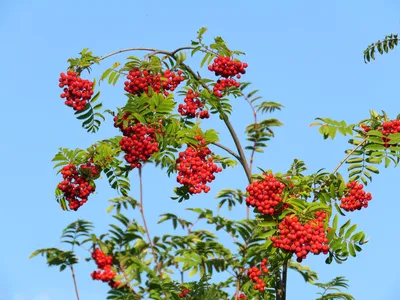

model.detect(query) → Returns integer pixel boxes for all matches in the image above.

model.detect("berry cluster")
[238,294,247,299]
[114,116,161,169]
[270,211,330,262]
[178,288,190,298]
[247,258,269,291]
[90,248,122,289]
[176,136,222,194]
[208,56,248,78]
[213,78,241,98]
[360,124,371,132]
[124,68,185,96]
[340,181,372,212]
[178,89,209,119]
[58,161,100,211]
[59,71,94,111]
[381,120,400,147]
[361,120,400,147]
[382,119,400,135]
[208,56,248,98]
[245,174,286,215]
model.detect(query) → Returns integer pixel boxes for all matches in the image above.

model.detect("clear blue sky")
[1,0,400,299]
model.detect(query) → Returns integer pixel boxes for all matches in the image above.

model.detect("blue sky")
[1,0,400,299]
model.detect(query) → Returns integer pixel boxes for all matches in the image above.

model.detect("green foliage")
[216,189,244,211]
[314,276,355,300]
[289,261,319,284]
[239,83,283,154]
[326,218,367,264]
[61,219,94,248]
[310,118,354,140]
[364,33,399,63]
[73,85,105,133]
[30,248,78,272]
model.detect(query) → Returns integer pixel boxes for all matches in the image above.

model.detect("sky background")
[1,0,400,299]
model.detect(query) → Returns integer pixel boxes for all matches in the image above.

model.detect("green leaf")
[365,165,379,174]
[345,224,357,239]
[332,215,339,231]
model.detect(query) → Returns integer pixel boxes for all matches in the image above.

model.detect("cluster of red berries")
[245,174,286,215]
[381,120,400,147]
[361,120,400,147]
[58,161,100,211]
[247,258,269,291]
[176,136,222,194]
[213,78,241,98]
[340,181,372,212]
[208,56,248,98]
[382,119,400,135]
[178,288,190,298]
[208,56,248,78]
[114,115,161,169]
[59,71,94,111]
[360,124,371,132]
[90,248,122,289]
[238,294,247,299]
[178,89,210,119]
[124,68,185,96]
[270,211,330,262]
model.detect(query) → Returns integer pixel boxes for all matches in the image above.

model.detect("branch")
[187,217,202,234]
[242,94,258,172]
[118,262,139,296]
[178,62,253,186]
[281,260,288,300]
[313,136,368,202]
[138,168,163,277]
[242,92,258,219]
[234,274,241,300]
[98,46,215,63]
[70,265,80,300]
[211,142,241,161]
[331,137,368,175]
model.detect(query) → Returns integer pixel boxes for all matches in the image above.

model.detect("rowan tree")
[31,28,400,300]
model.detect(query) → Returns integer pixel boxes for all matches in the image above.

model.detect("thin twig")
[70,265,80,300]
[187,217,202,234]
[138,168,163,277]
[313,136,369,202]
[242,92,258,219]
[98,46,215,63]
[331,137,368,174]
[211,142,241,161]
[119,262,138,295]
